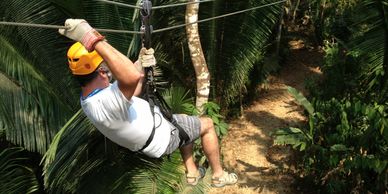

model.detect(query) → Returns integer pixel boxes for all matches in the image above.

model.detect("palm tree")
[0,0,284,193]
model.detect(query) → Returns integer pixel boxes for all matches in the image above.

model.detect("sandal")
[211,171,238,188]
[186,166,206,186]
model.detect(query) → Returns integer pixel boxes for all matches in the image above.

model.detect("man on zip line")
[59,19,237,187]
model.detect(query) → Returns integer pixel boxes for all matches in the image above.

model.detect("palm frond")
[349,0,388,94]
[0,0,80,107]
[0,147,40,194]
[213,0,283,105]
[161,86,197,114]
[0,36,72,154]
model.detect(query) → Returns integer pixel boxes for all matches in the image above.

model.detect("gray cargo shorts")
[163,114,201,155]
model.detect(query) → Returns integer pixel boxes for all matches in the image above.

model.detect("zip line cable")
[153,0,286,33]
[0,0,286,34]
[0,21,143,34]
[152,0,214,9]
[95,0,214,10]
[0,22,66,30]
[95,0,141,9]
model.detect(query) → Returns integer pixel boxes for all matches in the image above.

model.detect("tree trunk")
[185,0,210,113]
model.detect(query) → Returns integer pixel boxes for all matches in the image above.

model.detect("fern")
[161,86,197,115]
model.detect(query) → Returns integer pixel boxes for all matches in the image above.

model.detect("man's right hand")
[59,19,104,51]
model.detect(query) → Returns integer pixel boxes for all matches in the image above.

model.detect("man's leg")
[180,143,197,174]
[179,117,223,177]
[198,117,223,177]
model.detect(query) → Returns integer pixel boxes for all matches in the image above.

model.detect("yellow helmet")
[67,42,103,75]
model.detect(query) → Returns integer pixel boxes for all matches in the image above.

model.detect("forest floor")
[206,37,324,194]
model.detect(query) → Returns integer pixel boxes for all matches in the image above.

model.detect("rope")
[0,0,286,34]
[96,0,214,10]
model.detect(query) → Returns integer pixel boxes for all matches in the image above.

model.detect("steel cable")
[95,0,141,9]
[95,0,214,10]
[153,0,286,33]
[0,21,143,34]
[0,0,286,34]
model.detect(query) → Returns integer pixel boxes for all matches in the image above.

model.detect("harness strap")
[138,98,156,151]
[138,82,191,151]
[171,118,190,147]
[138,70,156,152]
[138,0,189,153]
[154,90,190,147]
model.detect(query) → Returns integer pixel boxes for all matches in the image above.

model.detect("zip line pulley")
[140,0,152,49]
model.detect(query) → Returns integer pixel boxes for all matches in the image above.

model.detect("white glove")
[59,19,104,51]
[138,48,156,68]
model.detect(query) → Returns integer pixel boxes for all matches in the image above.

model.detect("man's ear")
[97,68,104,75]
[96,69,107,79]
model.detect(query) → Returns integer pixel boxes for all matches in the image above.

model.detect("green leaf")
[161,86,196,115]
[330,144,353,152]
[288,87,315,115]
[273,127,311,151]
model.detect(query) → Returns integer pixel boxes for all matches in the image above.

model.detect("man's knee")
[199,117,214,134]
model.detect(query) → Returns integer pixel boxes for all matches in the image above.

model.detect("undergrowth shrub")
[162,87,229,166]
[308,41,362,99]
[274,87,388,193]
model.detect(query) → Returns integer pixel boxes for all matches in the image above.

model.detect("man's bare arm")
[94,41,141,100]
[133,61,144,97]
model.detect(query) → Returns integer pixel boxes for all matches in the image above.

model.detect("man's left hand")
[138,48,156,68]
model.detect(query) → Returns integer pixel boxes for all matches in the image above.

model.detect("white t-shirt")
[81,81,172,158]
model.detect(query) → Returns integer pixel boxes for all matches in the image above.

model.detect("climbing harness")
[138,0,190,152]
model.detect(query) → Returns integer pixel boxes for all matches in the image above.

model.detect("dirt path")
[208,40,323,194]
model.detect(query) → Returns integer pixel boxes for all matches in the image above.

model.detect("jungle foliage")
[274,0,388,193]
